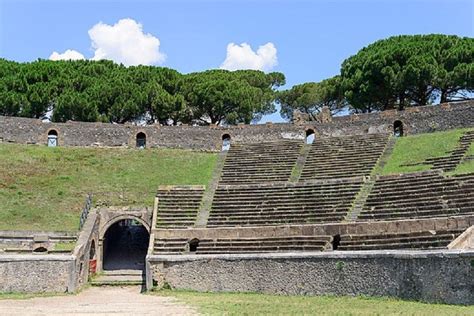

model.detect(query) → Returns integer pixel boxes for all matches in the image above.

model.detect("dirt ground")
[0,286,198,316]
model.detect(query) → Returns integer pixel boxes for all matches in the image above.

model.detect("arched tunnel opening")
[102,219,150,271]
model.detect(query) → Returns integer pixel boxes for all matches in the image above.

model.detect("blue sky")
[0,0,473,122]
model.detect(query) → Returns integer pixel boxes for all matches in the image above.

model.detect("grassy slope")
[453,142,474,174]
[154,290,474,316]
[0,144,216,231]
[381,128,474,174]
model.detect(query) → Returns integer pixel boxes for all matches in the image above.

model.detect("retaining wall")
[1,100,473,150]
[0,254,75,293]
[153,215,474,240]
[147,250,474,305]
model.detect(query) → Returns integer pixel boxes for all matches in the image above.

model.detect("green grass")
[0,144,216,232]
[452,142,474,175]
[153,290,474,315]
[53,242,76,251]
[0,292,68,300]
[381,128,474,174]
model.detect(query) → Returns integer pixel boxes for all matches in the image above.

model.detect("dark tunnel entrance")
[102,219,150,271]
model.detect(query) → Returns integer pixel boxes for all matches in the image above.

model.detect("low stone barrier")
[147,250,474,305]
[0,254,75,293]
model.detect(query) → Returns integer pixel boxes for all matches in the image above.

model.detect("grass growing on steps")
[381,128,473,174]
[0,143,217,232]
[153,290,474,315]
[452,142,474,175]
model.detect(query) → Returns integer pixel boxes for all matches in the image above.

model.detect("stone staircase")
[219,140,302,185]
[358,171,474,221]
[155,186,205,228]
[300,133,390,181]
[153,235,332,255]
[207,178,363,227]
[91,269,145,286]
[423,130,474,172]
[338,229,465,251]
[194,150,227,227]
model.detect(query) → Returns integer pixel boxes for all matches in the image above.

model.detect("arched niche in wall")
[393,120,404,137]
[47,129,59,147]
[305,129,315,144]
[188,238,200,253]
[222,134,231,151]
[136,132,147,148]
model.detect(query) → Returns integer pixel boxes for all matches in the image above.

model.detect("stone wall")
[153,215,474,240]
[0,116,303,151]
[1,100,472,150]
[71,213,100,290]
[148,250,474,305]
[0,254,74,293]
[0,230,77,251]
[302,100,474,137]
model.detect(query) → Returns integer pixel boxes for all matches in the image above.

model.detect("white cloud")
[220,42,278,72]
[49,49,85,61]
[88,18,165,66]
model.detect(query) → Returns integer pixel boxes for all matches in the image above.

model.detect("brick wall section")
[1,100,473,150]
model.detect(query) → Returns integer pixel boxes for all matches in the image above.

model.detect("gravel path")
[0,286,198,316]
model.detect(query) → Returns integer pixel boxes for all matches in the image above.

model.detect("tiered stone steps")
[207,178,363,227]
[153,238,189,254]
[219,140,302,185]
[358,172,474,221]
[338,229,465,251]
[300,133,390,181]
[196,236,332,254]
[91,269,145,286]
[424,130,474,172]
[155,186,205,228]
[153,236,332,255]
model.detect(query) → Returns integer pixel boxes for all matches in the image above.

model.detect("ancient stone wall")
[302,100,474,137]
[153,215,474,240]
[0,254,74,292]
[1,100,472,150]
[71,213,100,290]
[148,250,474,305]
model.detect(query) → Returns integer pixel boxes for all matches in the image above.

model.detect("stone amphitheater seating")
[153,235,332,255]
[338,229,465,251]
[424,130,474,172]
[155,186,205,228]
[207,178,363,227]
[219,140,302,185]
[358,172,474,221]
[300,133,389,180]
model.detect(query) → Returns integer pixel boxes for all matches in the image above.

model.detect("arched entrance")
[393,120,404,137]
[102,219,150,271]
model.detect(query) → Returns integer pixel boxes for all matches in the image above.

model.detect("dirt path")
[0,286,198,316]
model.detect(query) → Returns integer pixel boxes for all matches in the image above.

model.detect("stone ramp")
[0,286,197,316]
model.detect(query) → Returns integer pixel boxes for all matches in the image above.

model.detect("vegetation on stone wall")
[0,144,216,231]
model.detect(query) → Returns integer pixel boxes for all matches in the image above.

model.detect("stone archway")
[101,217,150,271]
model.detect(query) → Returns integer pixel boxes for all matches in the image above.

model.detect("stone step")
[91,270,145,286]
